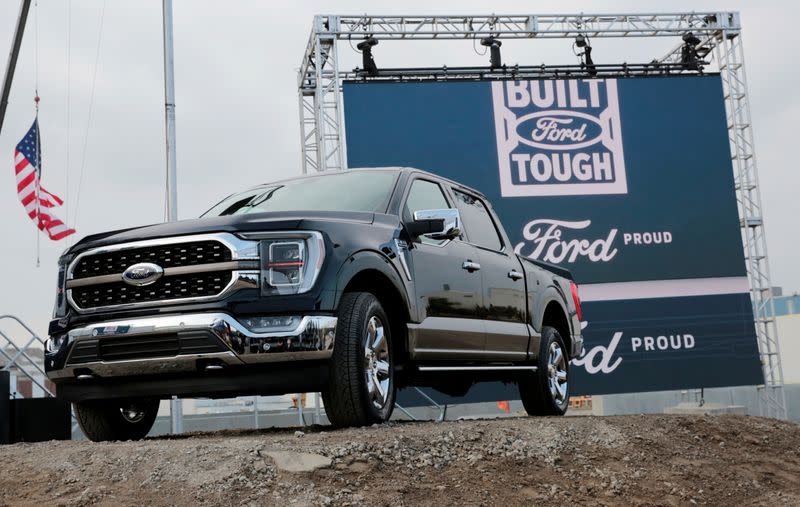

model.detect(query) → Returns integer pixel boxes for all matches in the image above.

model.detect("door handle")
[508,270,523,281]
[462,260,481,272]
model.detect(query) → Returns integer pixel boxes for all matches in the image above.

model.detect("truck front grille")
[71,271,232,309]
[72,240,232,279]
[66,330,228,365]
[65,233,260,312]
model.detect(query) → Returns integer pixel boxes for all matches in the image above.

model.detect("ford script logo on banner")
[491,79,627,197]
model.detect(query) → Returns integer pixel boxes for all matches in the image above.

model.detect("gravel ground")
[0,414,798,506]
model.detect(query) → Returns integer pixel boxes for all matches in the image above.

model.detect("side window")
[403,179,451,246]
[452,189,503,251]
[403,179,450,220]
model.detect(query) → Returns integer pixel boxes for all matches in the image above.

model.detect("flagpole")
[34,95,40,267]
[163,0,178,222]
[162,0,182,434]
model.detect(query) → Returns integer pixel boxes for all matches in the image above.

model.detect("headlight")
[259,232,324,295]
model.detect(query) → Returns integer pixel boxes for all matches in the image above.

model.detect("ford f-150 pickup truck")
[45,168,583,441]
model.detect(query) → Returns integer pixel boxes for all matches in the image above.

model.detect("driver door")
[403,178,485,360]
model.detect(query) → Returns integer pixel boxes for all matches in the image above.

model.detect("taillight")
[570,281,582,321]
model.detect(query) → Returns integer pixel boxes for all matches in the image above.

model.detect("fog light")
[46,334,68,354]
[241,316,300,334]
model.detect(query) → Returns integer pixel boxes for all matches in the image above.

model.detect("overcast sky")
[1,1,798,342]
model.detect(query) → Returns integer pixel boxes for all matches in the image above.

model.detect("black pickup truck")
[45,168,583,441]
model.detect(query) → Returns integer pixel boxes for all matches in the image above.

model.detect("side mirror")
[408,209,461,240]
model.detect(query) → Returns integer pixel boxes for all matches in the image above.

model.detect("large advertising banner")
[343,75,763,395]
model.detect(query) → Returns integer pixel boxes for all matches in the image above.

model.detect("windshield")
[202,171,399,217]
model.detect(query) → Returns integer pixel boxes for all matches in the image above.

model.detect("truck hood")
[67,211,375,255]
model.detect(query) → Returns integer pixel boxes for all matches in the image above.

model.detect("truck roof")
[254,167,490,201]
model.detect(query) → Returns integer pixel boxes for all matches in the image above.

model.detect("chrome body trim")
[394,239,412,281]
[66,232,261,314]
[417,365,538,371]
[408,317,532,360]
[66,260,260,289]
[68,233,260,270]
[412,348,528,357]
[54,352,241,379]
[48,312,336,380]
[413,208,462,241]
[68,270,260,314]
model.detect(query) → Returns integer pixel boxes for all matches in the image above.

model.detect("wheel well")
[341,270,410,368]
[542,301,571,357]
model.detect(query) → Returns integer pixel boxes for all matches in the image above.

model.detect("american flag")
[14,119,75,241]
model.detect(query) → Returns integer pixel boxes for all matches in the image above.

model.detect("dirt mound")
[1,414,799,506]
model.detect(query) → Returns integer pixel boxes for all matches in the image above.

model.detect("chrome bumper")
[47,312,336,380]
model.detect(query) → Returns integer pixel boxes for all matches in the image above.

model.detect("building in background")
[774,292,799,384]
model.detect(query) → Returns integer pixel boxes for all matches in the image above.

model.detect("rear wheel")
[323,292,395,427]
[74,398,159,442]
[519,326,570,416]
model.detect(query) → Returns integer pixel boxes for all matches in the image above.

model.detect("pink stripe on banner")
[579,277,751,302]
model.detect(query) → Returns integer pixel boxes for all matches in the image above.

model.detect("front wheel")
[518,326,570,416]
[74,398,159,442]
[323,292,395,427]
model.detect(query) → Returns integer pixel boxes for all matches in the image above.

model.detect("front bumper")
[46,312,336,381]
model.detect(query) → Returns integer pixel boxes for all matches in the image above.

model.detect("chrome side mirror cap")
[412,208,461,240]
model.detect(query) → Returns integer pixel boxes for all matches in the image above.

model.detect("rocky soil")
[1,414,799,506]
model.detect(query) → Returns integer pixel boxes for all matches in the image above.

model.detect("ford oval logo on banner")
[492,79,627,196]
[515,111,605,150]
[122,262,164,286]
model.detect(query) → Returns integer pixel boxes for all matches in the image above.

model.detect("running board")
[417,365,538,372]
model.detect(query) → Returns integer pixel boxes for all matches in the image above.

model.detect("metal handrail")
[0,315,54,397]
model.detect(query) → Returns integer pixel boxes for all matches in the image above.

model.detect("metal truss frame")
[297,12,787,419]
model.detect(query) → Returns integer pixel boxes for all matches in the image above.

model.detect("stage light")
[680,32,702,70]
[573,34,597,76]
[357,37,379,77]
[682,32,701,46]
[480,36,503,69]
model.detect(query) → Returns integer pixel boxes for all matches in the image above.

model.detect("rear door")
[449,187,530,361]
[402,177,485,360]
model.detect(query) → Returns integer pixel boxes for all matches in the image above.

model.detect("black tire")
[74,398,159,442]
[519,326,570,416]
[323,292,395,427]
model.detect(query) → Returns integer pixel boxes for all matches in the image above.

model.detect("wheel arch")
[533,287,573,359]
[336,251,413,368]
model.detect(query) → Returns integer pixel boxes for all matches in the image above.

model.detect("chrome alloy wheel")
[547,341,568,403]
[364,316,391,409]
[120,403,148,423]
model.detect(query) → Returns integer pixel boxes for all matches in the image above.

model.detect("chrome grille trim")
[66,260,260,289]
[66,233,260,314]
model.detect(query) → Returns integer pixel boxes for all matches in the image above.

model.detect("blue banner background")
[343,76,763,396]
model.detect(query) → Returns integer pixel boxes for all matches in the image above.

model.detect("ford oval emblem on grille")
[122,262,164,286]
